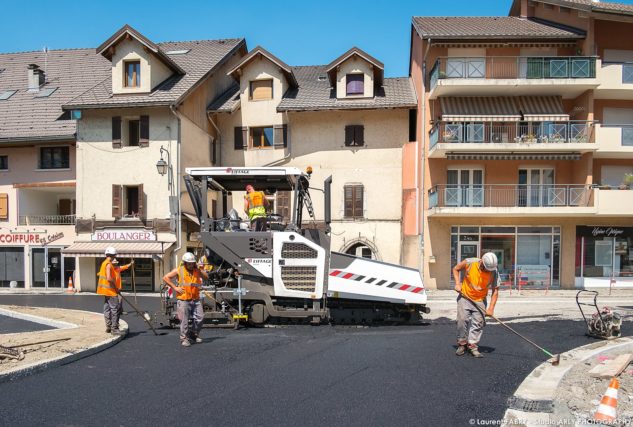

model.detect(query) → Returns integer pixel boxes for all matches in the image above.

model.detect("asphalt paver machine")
[156,167,428,328]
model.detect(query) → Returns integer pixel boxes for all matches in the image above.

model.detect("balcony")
[594,124,633,158]
[429,121,596,158]
[19,214,76,225]
[428,184,594,217]
[428,56,599,99]
[595,62,633,98]
[595,188,633,216]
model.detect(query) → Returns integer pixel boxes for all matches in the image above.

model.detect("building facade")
[207,46,417,264]
[410,0,633,290]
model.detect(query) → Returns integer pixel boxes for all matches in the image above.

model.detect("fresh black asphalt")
[0,314,54,333]
[0,295,594,427]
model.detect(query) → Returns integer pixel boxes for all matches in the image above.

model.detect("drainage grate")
[506,396,553,413]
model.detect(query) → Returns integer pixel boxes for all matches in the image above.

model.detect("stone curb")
[503,337,633,426]
[0,309,128,384]
[0,307,78,329]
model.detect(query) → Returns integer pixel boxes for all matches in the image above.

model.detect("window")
[346,74,364,95]
[112,116,149,148]
[34,87,57,98]
[250,80,273,101]
[344,184,364,219]
[251,127,274,149]
[0,193,7,220]
[0,155,7,170]
[58,199,75,216]
[128,120,140,147]
[344,125,364,147]
[345,243,375,260]
[125,61,141,88]
[0,90,17,100]
[39,147,69,169]
[112,184,144,219]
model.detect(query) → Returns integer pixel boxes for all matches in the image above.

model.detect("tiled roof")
[228,46,297,87]
[0,48,111,142]
[533,0,633,15]
[411,16,585,40]
[65,38,245,110]
[208,65,417,113]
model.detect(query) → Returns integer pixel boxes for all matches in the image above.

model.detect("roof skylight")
[0,90,17,100]
[34,87,58,98]
[165,49,190,55]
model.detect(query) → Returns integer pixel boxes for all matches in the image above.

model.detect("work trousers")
[177,299,204,341]
[250,217,267,231]
[103,296,122,330]
[456,295,487,347]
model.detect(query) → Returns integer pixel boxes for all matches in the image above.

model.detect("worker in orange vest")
[163,252,209,347]
[243,184,269,231]
[97,246,123,336]
[452,252,500,358]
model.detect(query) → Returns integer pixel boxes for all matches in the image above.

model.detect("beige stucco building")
[208,47,417,263]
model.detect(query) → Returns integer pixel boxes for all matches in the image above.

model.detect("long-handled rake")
[119,293,162,336]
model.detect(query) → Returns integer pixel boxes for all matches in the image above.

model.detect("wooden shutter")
[273,125,288,148]
[112,116,122,149]
[344,125,354,146]
[344,186,353,218]
[234,127,247,150]
[137,184,144,218]
[354,185,364,217]
[0,193,8,220]
[139,115,149,147]
[112,185,122,218]
[250,80,273,100]
[344,185,363,218]
[354,125,364,146]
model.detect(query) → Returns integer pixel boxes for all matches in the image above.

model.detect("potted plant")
[623,173,633,189]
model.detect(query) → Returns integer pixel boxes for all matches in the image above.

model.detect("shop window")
[112,184,144,218]
[249,79,273,101]
[0,248,24,288]
[344,184,364,219]
[576,226,633,279]
[115,258,154,292]
[39,146,69,169]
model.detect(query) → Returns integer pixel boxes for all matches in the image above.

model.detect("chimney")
[27,64,45,92]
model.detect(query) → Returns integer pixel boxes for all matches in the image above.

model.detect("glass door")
[31,247,64,288]
[447,169,483,207]
[458,242,480,262]
[519,168,554,206]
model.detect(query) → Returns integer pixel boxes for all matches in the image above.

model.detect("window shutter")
[273,125,288,148]
[137,184,144,218]
[283,124,288,148]
[344,125,354,146]
[112,116,122,149]
[139,115,149,147]
[112,185,122,218]
[234,126,247,150]
[59,199,71,216]
[355,125,365,146]
[250,80,273,100]
[355,185,364,217]
[344,186,353,218]
[0,193,8,220]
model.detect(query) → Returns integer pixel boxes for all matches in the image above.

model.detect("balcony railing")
[428,184,592,208]
[19,214,76,225]
[429,121,594,149]
[429,56,597,89]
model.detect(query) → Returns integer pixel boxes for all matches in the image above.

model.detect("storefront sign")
[92,229,156,241]
[41,232,64,246]
[577,226,633,238]
[0,233,44,244]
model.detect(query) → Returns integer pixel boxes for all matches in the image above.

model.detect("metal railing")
[429,121,594,148]
[19,214,76,225]
[429,56,597,89]
[428,184,592,208]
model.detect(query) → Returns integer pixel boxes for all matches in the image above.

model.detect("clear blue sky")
[2,0,633,77]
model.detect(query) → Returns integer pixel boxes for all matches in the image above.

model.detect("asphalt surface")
[0,295,594,427]
[0,314,54,333]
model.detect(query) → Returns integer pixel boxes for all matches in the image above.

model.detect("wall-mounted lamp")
[156,146,173,191]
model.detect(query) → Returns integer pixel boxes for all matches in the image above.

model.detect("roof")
[209,65,417,113]
[227,46,297,87]
[325,47,384,87]
[411,16,586,40]
[511,0,633,17]
[0,48,111,143]
[96,24,185,75]
[65,38,246,110]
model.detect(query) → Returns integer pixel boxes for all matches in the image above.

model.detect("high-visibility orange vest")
[461,260,492,302]
[113,265,130,291]
[245,191,266,219]
[176,266,203,301]
[97,259,117,297]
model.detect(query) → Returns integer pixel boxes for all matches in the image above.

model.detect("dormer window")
[125,60,141,88]
[346,74,364,96]
[250,79,273,101]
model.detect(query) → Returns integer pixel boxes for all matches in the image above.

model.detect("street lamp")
[156,146,172,191]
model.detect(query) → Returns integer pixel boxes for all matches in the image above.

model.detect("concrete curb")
[503,337,633,426]
[0,309,128,384]
[0,307,78,329]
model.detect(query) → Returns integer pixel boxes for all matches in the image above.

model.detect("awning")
[62,242,173,258]
[440,97,522,122]
[446,153,581,161]
[519,96,569,122]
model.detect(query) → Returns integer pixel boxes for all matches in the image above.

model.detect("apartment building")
[0,48,110,289]
[207,46,417,263]
[410,0,633,290]
[61,25,246,292]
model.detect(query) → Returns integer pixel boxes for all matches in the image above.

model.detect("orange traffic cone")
[594,377,618,422]
[66,276,75,294]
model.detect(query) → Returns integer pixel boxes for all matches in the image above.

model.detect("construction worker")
[112,259,134,317]
[163,252,209,347]
[452,252,500,358]
[97,247,123,336]
[243,184,269,231]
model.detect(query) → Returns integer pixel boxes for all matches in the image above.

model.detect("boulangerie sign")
[92,229,156,241]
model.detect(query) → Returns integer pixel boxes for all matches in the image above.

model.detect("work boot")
[193,336,203,344]
[181,340,191,347]
[105,327,111,334]
[455,345,467,356]
[469,346,483,358]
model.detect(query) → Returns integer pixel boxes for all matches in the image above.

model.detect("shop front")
[575,226,633,288]
[0,228,76,289]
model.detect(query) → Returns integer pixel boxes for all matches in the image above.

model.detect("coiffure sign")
[92,229,156,241]
[0,231,65,245]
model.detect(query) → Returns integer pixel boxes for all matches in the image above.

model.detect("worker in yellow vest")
[163,252,209,347]
[452,252,500,358]
[243,184,269,231]
[96,246,123,336]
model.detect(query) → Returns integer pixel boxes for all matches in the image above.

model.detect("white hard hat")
[481,252,498,271]
[105,246,117,256]
[182,252,196,263]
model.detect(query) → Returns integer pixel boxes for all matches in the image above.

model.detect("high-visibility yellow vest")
[97,259,117,297]
[176,266,203,301]
[245,191,266,220]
